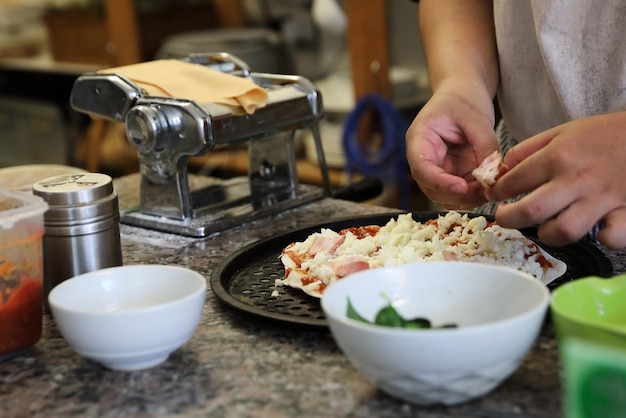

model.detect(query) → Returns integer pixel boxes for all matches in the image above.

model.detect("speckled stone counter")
[1,175,625,418]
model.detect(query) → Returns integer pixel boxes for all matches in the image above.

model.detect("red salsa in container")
[0,264,43,356]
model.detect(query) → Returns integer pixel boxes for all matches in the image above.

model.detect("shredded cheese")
[280,211,564,297]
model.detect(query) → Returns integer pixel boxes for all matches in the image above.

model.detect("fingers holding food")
[471,150,509,189]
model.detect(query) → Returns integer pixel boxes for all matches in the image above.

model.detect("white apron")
[494,0,626,143]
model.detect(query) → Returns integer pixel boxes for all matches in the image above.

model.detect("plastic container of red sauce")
[0,187,48,359]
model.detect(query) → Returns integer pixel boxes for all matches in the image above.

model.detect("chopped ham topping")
[326,258,370,278]
[309,234,345,255]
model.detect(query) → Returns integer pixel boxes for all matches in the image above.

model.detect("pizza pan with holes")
[210,212,614,328]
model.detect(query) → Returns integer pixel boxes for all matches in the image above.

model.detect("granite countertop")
[2,174,625,418]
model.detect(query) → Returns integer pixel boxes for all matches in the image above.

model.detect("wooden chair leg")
[83,118,107,173]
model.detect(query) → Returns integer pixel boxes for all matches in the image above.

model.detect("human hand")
[487,112,626,249]
[405,80,498,209]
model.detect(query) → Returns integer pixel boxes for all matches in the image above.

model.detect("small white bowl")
[321,261,550,405]
[48,265,206,371]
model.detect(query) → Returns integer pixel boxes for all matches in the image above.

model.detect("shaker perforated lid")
[32,173,114,206]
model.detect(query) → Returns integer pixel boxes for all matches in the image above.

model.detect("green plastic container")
[551,275,626,418]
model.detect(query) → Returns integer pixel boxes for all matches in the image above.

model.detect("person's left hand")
[486,111,626,249]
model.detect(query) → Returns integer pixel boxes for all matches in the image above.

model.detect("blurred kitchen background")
[0,0,435,210]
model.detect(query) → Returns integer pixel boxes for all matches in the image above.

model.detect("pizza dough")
[279,211,567,298]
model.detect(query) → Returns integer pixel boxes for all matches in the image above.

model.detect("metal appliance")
[69,53,331,237]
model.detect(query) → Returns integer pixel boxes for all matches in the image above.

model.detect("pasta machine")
[69,53,332,237]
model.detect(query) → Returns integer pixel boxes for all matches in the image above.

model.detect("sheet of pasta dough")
[98,59,268,114]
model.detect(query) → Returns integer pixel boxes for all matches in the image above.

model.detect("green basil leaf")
[374,305,406,328]
[346,294,458,330]
[404,317,432,329]
[346,298,371,324]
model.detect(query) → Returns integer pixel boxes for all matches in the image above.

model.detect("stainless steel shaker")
[32,173,123,309]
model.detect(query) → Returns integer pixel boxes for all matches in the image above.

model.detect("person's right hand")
[405,80,498,210]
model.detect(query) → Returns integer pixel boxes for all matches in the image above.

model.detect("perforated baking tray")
[210,212,614,328]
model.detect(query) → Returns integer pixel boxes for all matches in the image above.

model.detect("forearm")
[419,0,499,97]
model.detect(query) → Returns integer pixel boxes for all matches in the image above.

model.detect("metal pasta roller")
[69,53,331,237]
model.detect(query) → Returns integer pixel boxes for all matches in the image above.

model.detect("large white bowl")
[321,261,550,405]
[48,265,206,371]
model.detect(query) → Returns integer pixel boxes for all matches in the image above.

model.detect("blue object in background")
[342,94,410,210]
